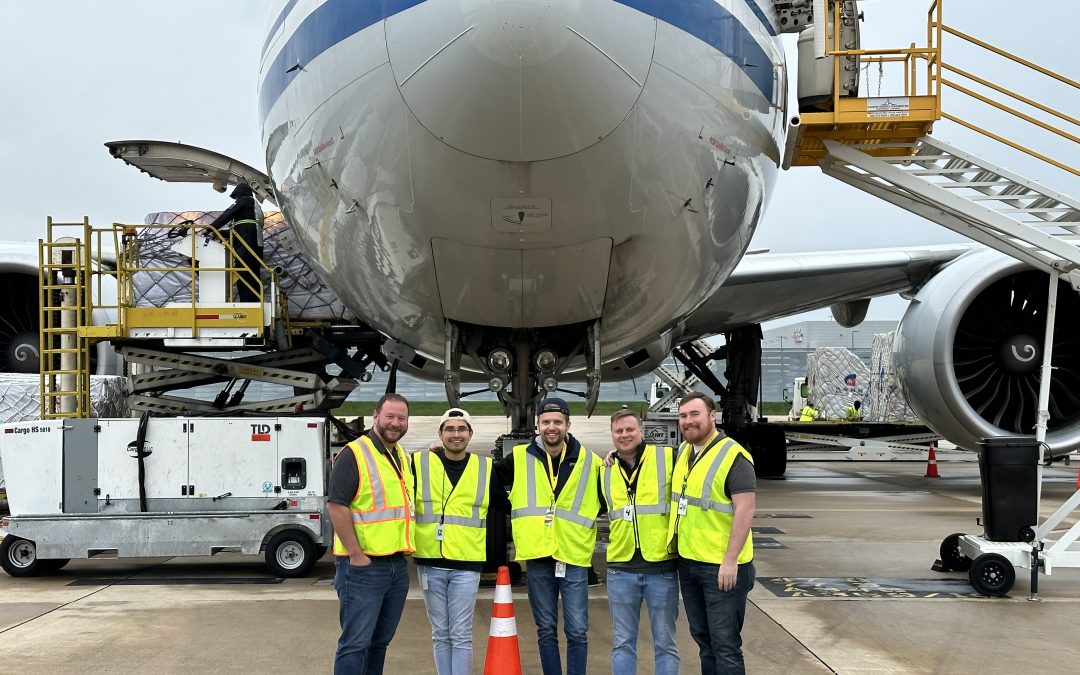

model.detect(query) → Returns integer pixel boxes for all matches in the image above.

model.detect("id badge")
[435,524,445,541]
[555,562,567,578]
[622,505,634,522]
[544,506,555,526]
[419,568,428,591]
[677,496,688,516]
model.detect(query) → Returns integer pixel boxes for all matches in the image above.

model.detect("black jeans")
[678,557,756,675]
[231,223,262,302]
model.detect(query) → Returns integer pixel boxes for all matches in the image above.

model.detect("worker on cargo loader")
[845,400,863,422]
[493,397,602,675]
[411,408,508,675]
[207,183,264,302]
[327,392,414,675]
[799,401,819,421]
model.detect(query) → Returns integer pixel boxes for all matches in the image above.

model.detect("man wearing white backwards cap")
[411,408,495,675]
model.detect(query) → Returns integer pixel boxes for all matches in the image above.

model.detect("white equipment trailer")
[0,415,334,578]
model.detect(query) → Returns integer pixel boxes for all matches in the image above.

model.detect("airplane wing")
[680,242,977,338]
[105,140,276,206]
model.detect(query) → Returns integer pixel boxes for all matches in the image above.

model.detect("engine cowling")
[895,249,1080,455]
[0,245,120,377]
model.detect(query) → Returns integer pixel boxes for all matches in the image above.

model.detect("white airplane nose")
[386,0,655,161]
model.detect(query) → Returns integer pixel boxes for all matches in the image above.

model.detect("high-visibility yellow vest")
[668,433,754,565]
[601,444,676,563]
[332,436,414,556]
[799,406,818,421]
[412,451,491,561]
[508,444,601,567]
[845,406,862,422]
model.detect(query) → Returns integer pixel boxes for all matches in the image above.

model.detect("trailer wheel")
[969,553,1015,597]
[0,536,48,577]
[939,533,971,572]
[266,530,317,578]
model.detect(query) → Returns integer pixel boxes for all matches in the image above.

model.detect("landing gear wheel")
[265,530,318,578]
[968,553,1015,597]
[939,533,971,572]
[0,536,48,577]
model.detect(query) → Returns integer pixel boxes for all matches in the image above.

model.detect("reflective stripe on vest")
[508,444,601,567]
[332,436,414,556]
[601,445,675,562]
[667,435,754,565]
[412,451,491,561]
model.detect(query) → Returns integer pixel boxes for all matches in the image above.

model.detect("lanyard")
[544,444,566,491]
[619,459,643,494]
[682,432,723,490]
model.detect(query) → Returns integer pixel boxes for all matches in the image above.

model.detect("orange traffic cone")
[925,444,940,478]
[483,565,522,675]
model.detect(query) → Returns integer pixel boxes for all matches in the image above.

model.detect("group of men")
[327,392,757,675]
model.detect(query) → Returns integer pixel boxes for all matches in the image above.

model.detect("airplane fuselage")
[259,0,786,374]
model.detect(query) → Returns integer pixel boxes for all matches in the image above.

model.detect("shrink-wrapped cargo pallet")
[806,347,869,420]
[133,211,354,322]
[867,332,919,422]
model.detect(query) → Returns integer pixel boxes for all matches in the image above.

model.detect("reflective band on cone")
[483,565,522,675]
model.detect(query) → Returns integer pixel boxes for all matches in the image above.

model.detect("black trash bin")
[978,437,1039,542]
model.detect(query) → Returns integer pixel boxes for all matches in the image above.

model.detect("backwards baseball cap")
[537,397,570,417]
[439,407,472,430]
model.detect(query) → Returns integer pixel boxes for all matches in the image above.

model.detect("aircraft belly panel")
[431,238,612,328]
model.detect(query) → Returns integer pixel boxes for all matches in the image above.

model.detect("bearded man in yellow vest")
[494,397,602,675]
[412,408,507,675]
[669,392,756,675]
[327,393,414,675]
[602,409,680,675]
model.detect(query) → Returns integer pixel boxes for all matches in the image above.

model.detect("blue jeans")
[525,558,589,675]
[606,568,680,675]
[333,555,410,675]
[417,565,481,675]
[678,558,756,675]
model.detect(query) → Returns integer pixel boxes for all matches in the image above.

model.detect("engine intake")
[895,249,1080,455]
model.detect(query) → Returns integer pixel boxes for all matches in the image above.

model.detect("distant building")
[760,320,899,401]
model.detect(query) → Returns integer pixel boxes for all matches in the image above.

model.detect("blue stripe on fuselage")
[259,0,427,121]
[259,0,776,122]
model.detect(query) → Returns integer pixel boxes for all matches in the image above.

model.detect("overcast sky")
[0,1,1074,328]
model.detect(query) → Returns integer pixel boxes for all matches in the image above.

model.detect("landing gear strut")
[671,325,787,477]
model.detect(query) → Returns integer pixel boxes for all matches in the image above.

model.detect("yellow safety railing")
[39,220,281,416]
[796,0,1078,176]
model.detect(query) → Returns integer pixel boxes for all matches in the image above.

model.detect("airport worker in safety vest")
[411,407,506,675]
[799,402,819,421]
[668,391,757,675]
[845,400,863,422]
[601,409,680,675]
[327,392,414,675]
[207,182,264,302]
[493,396,602,675]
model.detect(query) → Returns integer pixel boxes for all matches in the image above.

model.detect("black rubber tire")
[736,424,788,478]
[969,553,1015,597]
[0,536,48,577]
[314,545,329,561]
[939,533,971,572]
[265,530,318,578]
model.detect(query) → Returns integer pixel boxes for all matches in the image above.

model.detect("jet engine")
[895,249,1080,455]
[0,246,120,376]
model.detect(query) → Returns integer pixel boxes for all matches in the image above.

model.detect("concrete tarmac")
[3,416,1080,673]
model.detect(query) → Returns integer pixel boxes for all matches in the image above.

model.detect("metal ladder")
[821,136,1080,290]
[38,218,92,418]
